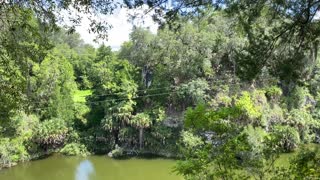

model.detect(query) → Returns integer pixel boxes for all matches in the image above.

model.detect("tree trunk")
[114,129,119,145]
[139,128,144,150]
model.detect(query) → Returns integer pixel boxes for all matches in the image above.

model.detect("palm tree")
[130,113,152,150]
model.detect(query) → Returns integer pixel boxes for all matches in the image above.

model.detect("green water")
[0,155,183,180]
[1,144,318,180]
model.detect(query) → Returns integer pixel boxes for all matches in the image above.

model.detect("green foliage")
[287,147,320,179]
[144,125,180,156]
[265,86,282,102]
[74,103,90,126]
[0,8,52,120]
[243,125,268,154]
[0,113,40,168]
[209,91,233,109]
[2,4,320,179]
[270,147,320,179]
[286,109,320,143]
[174,147,212,180]
[73,90,92,103]
[60,143,90,156]
[152,108,166,123]
[0,137,29,168]
[235,91,262,120]
[272,125,301,152]
[34,49,77,121]
[185,104,240,132]
[2,112,39,139]
[130,113,152,129]
[181,131,203,151]
[177,79,210,106]
[88,45,139,146]
[261,104,285,129]
[184,104,208,129]
[109,145,124,158]
[287,86,315,110]
[33,118,68,149]
[177,100,320,179]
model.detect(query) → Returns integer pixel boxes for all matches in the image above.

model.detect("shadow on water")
[75,160,94,180]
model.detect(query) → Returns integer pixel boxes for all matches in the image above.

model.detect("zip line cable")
[0,81,242,115]
[83,91,178,104]
[77,80,240,98]
[77,86,177,98]
[0,91,179,115]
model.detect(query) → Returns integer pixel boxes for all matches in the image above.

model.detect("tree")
[1,0,120,40]
[89,45,138,145]
[0,8,52,120]
[130,113,152,149]
[32,48,77,121]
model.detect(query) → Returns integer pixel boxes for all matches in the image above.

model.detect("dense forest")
[1,0,320,179]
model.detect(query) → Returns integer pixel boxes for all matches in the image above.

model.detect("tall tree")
[33,48,77,121]
[89,45,138,145]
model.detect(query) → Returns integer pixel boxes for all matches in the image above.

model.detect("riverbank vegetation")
[1,0,320,179]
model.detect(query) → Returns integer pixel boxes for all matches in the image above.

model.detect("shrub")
[181,131,203,150]
[209,92,232,109]
[145,125,180,156]
[108,145,124,158]
[60,143,90,156]
[177,79,209,105]
[235,91,262,122]
[272,125,300,152]
[265,86,282,102]
[261,104,285,130]
[287,86,315,110]
[33,118,68,149]
[243,126,267,154]
[0,137,29,168]
[286,109,319,143]
[74,103,90,125]
[252,90,268,107]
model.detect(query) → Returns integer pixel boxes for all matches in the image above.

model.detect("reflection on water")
[75,160,94,180]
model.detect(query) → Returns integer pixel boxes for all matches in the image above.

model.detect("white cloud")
[74,6,158,50]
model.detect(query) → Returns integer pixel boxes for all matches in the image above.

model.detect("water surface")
[0,155,182,180]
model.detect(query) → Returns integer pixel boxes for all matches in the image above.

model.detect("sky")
[74,6,158,51]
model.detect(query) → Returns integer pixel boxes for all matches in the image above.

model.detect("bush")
[235,91,262,122]
[181,131,203,150]
[82,127,114,154]
[252,90,268,107]
[209,91,232,109]
[108,145,124,158]
[243,126,267,154]
[60,143,90,156]
[272,125,300,152]
[74,103,90,125]
[287,86,315,110]
[265,86,282,102]
[2,113,39,139]
[177,79,210,106]
[261,104,285,130]
[0,137,29,168]
[286,109,319,143]
[33,118,69,149]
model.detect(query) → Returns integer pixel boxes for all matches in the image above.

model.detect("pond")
[0,155,183,180]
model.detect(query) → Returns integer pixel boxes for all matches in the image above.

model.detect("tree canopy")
[1,1,320,179]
